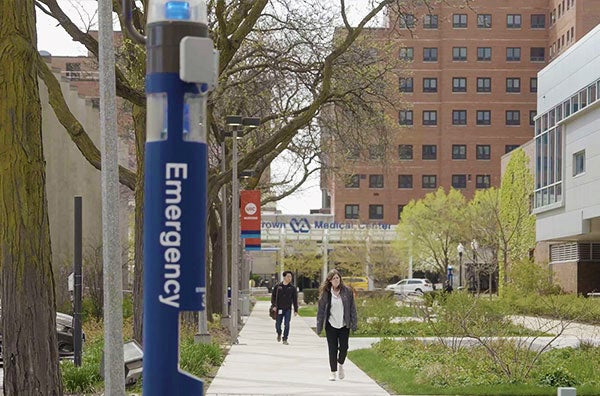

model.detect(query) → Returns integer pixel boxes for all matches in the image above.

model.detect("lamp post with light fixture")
[457,242,464,288]
[225,115,259,343]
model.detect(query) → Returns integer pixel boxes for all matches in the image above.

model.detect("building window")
[476,145,491,160]
[397,205,405,220]
[422,175,437,189]
[369,174,384,188]
[399,110,413,125]
[345,174,360,188]
[506,47,521,61]
[399,14,415,28]
[452,174,467,189]
[476,175,491,188]
[423,47,438,62]
[531,14,545,28]
[452,77,467,92]
[452,47,467,61]
[453,14,467,28]
[452,144,467,160]
[476,110,491,125]
[423,77,438,92]
[506,110,521,125]
[530,110,537,126]
[506,78,521,93]
[369,145,384,159]
[477,14,492,28]
[422,110,437,125]
[399,47,414,61]
[398,175,413,189]
[452,110,467,125]
[505,144,519,153]
[477,77,491,92]
[477,47,491,61]
[369,205,384,220]
[573,150,585,176]
[422,145,437,160]
[507,14,522,28]
[345,204,359,219]
[530,47,545,62]
[66,62,81,71]
[399,77,414,92]
[534,125,563,209]
[530,77,538,93]
[424,14,438,29]
[398,144,413,160]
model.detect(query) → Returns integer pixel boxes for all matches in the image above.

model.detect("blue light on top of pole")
[147,0,208,24]
[165,1,191,20]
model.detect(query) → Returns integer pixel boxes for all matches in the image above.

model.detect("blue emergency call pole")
[136,0,217,394]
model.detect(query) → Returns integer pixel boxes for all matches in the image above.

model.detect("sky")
[35,0,377,214]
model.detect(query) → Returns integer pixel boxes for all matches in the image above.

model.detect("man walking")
[271,271,298,345]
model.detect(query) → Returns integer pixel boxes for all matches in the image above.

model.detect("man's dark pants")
[275,308,292,340]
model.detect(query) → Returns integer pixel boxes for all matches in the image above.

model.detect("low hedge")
[303,288,318,304]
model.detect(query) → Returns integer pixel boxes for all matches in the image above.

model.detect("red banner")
[240,190,261,239]
[244,238,261,251]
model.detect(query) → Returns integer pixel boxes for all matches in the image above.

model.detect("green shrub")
[303,288,318,304]
[538,367,578,387]
[61,360,103,393]
[507,259,563,296]
[355,295,410,335]
[61,337,104,393]
[180,338,224,377]
[123,293,134,319]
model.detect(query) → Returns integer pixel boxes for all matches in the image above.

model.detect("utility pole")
[99,0,124,392]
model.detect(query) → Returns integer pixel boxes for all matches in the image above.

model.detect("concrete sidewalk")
[206,300,389,396]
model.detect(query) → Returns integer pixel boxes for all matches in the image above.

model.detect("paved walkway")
[206,300,390,396]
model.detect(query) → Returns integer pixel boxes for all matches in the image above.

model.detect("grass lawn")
[349,341,600,395]
[299,305,317,317]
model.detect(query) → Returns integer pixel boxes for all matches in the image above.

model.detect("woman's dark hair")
[318,269,345,299]
[282,270,293,278]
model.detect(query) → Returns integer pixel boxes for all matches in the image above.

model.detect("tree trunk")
[0,1,63,394]
[132,104,145,344]
[208,204,223,317]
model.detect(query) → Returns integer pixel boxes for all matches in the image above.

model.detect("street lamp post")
[220,138,229,321]
[225,115,259,343]
[226,115,242,343]
[457,243,464,288]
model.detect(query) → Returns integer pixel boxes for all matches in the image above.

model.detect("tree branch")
[37,54,136,190]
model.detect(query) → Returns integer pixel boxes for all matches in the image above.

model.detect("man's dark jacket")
[271,282,298,312]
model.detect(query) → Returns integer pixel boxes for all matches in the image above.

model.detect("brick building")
[321,0,600,225]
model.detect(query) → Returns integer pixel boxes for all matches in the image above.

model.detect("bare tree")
[34,0,466,343]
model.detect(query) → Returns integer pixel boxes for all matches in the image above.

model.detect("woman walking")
[316,269,358,381]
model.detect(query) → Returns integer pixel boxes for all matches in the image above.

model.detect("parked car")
[342,276,369,291]
[0,310,84,361]
[385,278,434,295]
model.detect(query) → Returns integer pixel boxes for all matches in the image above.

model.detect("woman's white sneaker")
[328,371,336,381]
[338,364,345,380]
